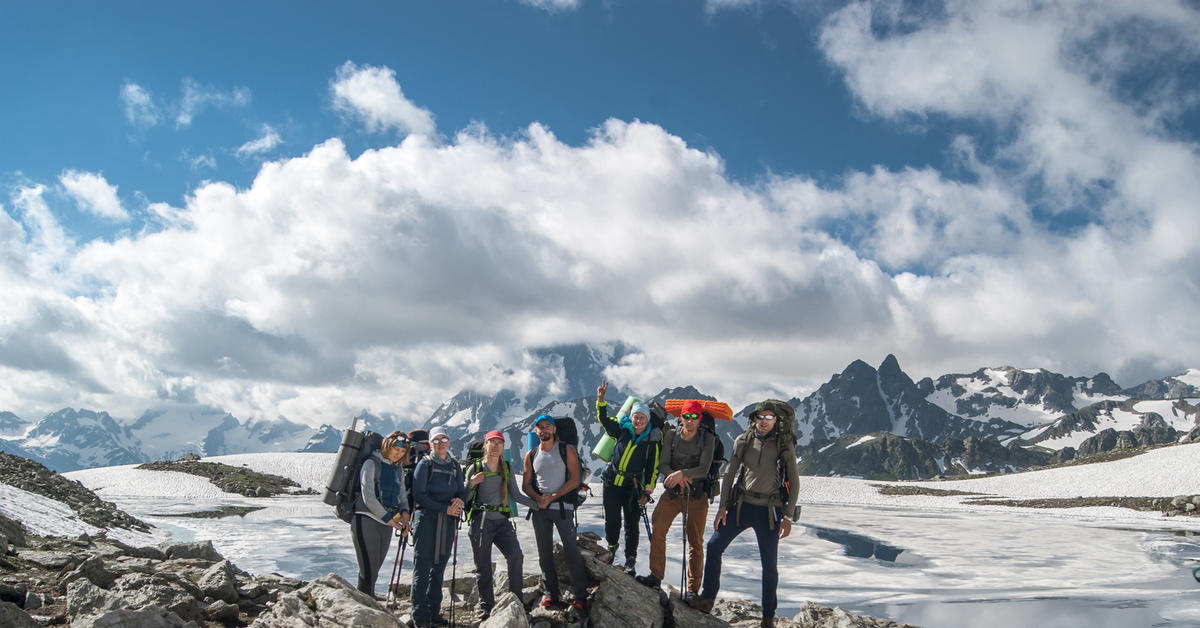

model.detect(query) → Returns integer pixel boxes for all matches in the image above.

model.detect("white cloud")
[176,78,251,128]
[59,171,129,222]
[120,82,161,129]
[236,124,283,158]
[3,4,1200,424]
[330,62,436,137]
[184,150,217,171]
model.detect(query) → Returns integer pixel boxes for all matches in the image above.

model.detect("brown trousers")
[649,491,709,592]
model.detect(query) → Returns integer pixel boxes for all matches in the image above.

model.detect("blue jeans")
[700,503,781,618]
[411,510,457,624]
[470,516,524,611]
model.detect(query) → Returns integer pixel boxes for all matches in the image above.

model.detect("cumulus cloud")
[330,62,436,137]
[176,78,251,128]
[2,3,1199,424]
[59,171,128,222]
[120,82,161,129]
[236,124,283,158]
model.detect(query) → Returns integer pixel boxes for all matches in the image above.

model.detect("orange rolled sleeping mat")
[663,399,733,422]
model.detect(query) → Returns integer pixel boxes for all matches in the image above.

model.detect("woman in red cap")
[638,399,715,594]
[464,430,538,621]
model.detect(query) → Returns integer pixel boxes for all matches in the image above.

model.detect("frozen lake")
[98,490,1200,628]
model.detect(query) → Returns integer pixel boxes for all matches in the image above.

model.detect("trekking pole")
[450,515,461,628]
[389,528,409,605]
[387,528,402,605]
[680,489,689,593]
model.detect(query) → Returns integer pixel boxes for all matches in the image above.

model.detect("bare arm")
[522,451,539,501]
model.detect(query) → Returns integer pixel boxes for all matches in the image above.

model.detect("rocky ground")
[0,518,920,628]
[135,460,314,498]
[0,453,150,532]
[872,483,1200,517]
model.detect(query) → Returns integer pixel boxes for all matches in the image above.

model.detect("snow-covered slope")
[922,367,1125,428]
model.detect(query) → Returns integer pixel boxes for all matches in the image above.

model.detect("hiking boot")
[569,599,586,615]
[685,596,716,614]
[623,556,637,575]
[540,595,559,609]
[431,616,450,627]
[604,544,618,564]
[635,574,661,588]
[761,617,775,628]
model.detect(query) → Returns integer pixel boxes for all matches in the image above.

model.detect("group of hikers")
[343,380,800,628]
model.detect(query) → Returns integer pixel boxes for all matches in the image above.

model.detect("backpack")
[525,417,589,518]
[665,411,727,501]
[464,440,520,519]
[400,430,432,513]
[730,399,798,527]
[322,426,384,523]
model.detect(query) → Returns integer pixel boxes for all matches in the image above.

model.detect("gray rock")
[24,591,53,612]
[58,556,116,592]
[197,560,239,604]
[66,579,126,619]
[480,591,529,628]
[109,557,158,578]
[791,602,921,628]
[112,573,203,623]
[444,559,480,596]
[585,553,663,628]
[1,601,39,628]
[713,598,764,624]
[251,573,400,628]
[159,541,223,562]
[71,605,202,628]
[666,588,729,628]
[18,550,80,570]
[205,599,241,622]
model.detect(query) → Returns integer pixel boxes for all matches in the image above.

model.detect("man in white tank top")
[522,415,590,614]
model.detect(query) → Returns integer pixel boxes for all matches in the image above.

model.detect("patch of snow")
[846,435,876,449]
[818,443,836,454]
[0,482,157,546]
[1132,399,1200,430]
[1177,369,1200,388]
[1038,406,1153,450]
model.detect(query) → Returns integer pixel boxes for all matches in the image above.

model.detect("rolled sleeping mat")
[594,433,617,462]
[322,420,365,506]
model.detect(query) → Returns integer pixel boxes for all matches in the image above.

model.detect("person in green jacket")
[596,379,662,575]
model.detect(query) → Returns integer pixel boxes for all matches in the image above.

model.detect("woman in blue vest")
[465,430,538,620]
[411,426,467,628]
[351,431,411,597]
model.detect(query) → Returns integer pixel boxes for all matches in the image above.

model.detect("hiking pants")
[649,492,708,591]
[700,503,782,619]
[351,514,393,596]
[531,507,588,601]
[602,481,641,562]
[411,510,456,624]
[470,516,524,612]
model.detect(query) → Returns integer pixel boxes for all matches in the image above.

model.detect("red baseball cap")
[485,430,505,442]
[681,400,704,416]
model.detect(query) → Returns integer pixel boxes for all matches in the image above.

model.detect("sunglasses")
[753,414,777,421]
[432,437,450,444]
[681,413,701,421]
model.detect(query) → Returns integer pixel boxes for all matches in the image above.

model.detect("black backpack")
[332,431,384,523]
[400,429,432,513]
[526,417,589,515]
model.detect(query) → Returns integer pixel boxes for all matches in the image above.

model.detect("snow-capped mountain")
[300,411,411,453]
[0,411,28,437]
[1122,368,1200,399]
[793,355,1028,446]
[19,408,147,472]
[920,366,1126,428]
[1024,398,1200,450]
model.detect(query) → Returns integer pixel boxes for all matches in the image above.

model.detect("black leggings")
[603,482,641,561]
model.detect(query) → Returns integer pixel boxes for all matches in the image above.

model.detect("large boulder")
[71,606,201,628]
[582,556,663,628]
[665,589,729,628]
[159,540,223,562]
[251,573,401,628]
[112,573,204,623]
[66,579,125,618]
[480,591,529,628]
[792,601,921,627]
[197,560,239,604]
[58,556,116,592]
[0,601,39,628]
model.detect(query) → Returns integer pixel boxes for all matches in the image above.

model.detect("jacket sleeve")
[359,458,388,520]
[391,463,409,518]
[718,435,746,510]
[642,438,661,491]
[658,429,674,477]
[682,430,716,479]
[597,400,622,438]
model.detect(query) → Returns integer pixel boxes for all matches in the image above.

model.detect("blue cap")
[535,414,555,426]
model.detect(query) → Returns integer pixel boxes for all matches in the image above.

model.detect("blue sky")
[2,0,1200,425]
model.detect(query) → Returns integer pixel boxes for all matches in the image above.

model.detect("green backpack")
[730,399,799,527]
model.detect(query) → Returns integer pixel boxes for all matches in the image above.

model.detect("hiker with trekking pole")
[595,380,663,576]
[636,400,716,595]
[523,414,590,615]
[410,426,467,628]
[686,400,801,628]
[464,430,539,621]
[350,431,412,597]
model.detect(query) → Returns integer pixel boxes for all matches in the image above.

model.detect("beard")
[539,433,552,442]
